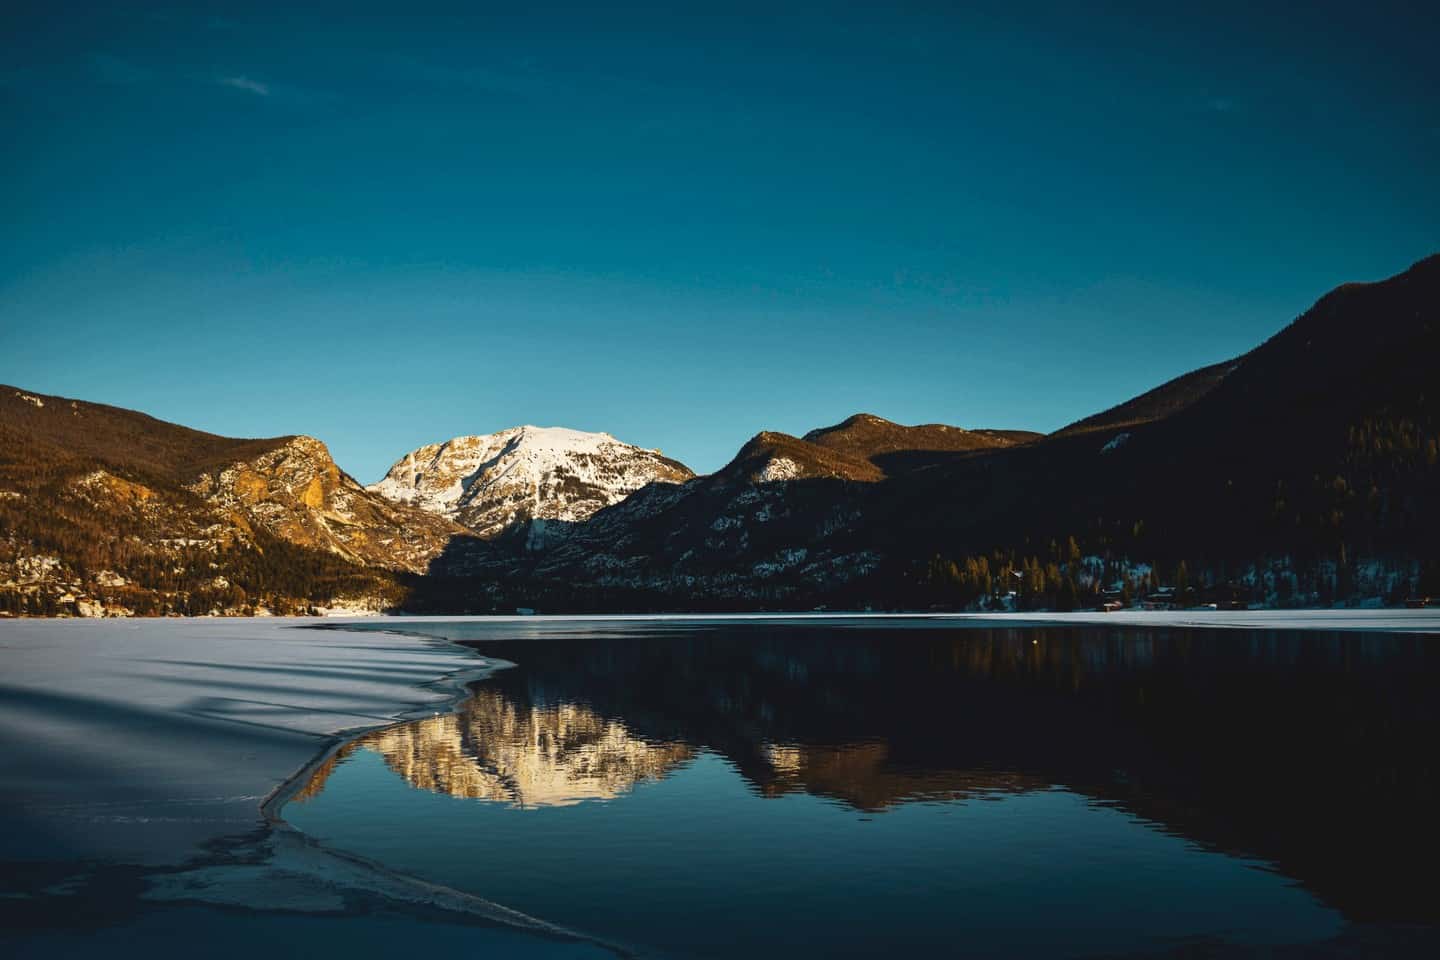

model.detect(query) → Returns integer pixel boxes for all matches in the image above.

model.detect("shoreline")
[257,626,511,824]
[7,603,1440,623]
[0,617,627,958]
[255,624,637,957]
[315,607,1440,634]
[0,617,495,861]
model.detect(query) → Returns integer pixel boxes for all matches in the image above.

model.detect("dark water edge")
[5,870,1438,960]
[0,814,617,959]
[2,891,611,960]
[280,619,1440,959]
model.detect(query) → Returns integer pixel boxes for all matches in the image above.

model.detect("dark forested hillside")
[492,254,1440,612]
[891,254,1440,606]
[1052,359,1238,438]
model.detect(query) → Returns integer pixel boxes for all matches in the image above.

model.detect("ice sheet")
[0,617,492,865]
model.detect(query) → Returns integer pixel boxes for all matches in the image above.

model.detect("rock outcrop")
[370,426,694,543]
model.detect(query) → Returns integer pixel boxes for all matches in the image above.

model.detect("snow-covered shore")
[0,617,495,865]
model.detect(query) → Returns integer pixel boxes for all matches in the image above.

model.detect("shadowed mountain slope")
[884,253,1440,571]
[1053,359,1238,438]
[489,254,1440,610]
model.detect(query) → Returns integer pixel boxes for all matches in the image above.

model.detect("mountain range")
[3,254,1437,615]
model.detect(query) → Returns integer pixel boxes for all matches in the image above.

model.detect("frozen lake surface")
[0,617,492,865]
[0,617,612,957]
[3,611,1439,958]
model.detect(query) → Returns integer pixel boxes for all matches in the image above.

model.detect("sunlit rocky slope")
[369,426,694,544]
[0,391,472,615]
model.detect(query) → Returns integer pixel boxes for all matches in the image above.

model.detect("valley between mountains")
[2,255,1438,616]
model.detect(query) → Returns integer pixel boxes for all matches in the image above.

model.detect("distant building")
[1143,586,1178,610]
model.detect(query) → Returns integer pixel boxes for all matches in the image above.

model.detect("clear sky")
[3,1,1437,480]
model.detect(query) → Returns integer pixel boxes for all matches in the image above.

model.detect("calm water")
[287,620,1440,958]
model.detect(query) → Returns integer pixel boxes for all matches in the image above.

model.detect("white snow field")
[0,617,496,865]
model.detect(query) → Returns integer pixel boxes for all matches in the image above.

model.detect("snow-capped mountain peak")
[369,426,694,540]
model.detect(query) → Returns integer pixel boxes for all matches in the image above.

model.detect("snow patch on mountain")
[370,426,694,540]
[756,457,802,483]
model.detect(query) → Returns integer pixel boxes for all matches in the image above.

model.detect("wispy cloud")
[217,75,269,97]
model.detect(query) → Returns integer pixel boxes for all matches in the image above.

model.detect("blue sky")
[2,1,1436,480]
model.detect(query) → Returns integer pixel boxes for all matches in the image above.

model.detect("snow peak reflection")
[296,688,696,809]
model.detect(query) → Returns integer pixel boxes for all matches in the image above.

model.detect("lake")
[284,619,1440,958]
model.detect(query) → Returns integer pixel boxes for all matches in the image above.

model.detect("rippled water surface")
[287,620,1440,958]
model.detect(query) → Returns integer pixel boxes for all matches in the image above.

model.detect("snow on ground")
[756,456,801,482]
[973,608,1440,633]
[0,618,492,865]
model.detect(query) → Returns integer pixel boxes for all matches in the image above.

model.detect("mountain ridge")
[490,253,1440,611]
[5,253,1437,615]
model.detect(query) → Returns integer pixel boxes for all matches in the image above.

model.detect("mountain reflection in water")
[299,689,695,808]
[293,621,1440,951]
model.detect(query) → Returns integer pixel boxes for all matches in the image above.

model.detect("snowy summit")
[368,426,695,541]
